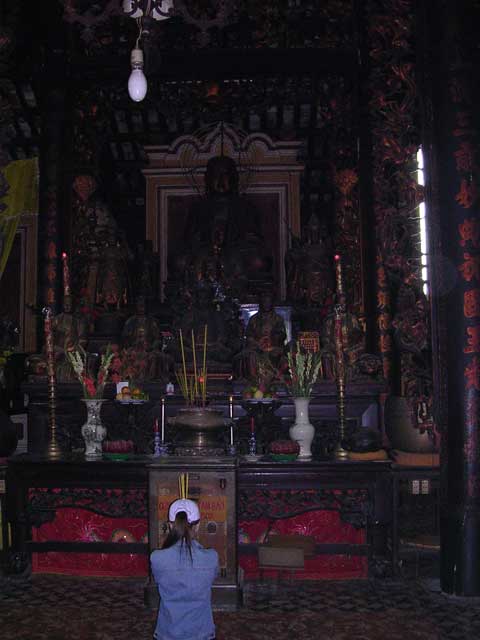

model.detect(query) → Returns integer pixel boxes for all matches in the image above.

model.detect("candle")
[230,423,234,446]
[229,395,234,420]
[161,397,165,443]
[154,418,159,433]
[334,253,344,295]
[250,416,255,434]
[61,252,71,297]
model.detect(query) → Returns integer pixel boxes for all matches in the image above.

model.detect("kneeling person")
[151,498,219,640]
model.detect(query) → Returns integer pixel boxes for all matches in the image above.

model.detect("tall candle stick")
[250,416,255,433]
[230,423,234,446]
[161,397,165,443]
[61,252,71,297]
[334,253,344,296]
[229,395,234,420]
[43,307,62,459]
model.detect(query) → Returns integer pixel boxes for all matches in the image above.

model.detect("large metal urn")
[170,406,227,454]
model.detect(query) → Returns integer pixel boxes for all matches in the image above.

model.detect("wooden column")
[427,0,480,595]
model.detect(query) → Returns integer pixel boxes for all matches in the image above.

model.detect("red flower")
[83,376,97,397]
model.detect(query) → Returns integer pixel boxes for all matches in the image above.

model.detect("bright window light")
[416,148,429,297]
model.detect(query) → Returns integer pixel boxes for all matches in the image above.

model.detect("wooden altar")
[5,453,393,583]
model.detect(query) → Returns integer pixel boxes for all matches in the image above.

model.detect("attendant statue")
[76,197,131,312]
[235,289,287,380]
[96,229,131,311]
[285,214,334,314]
[121,296,172,381]
[320,291,364,381]
[28,295,88,382]
[177,155,270,298]
[301,215,334,311]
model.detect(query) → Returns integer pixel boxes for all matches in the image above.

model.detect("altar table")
[6,454,392,579]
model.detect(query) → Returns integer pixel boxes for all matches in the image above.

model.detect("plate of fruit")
[269,440,300,462]
[242,385,278,402]
[115,386,149,403]
[103,439,134,460]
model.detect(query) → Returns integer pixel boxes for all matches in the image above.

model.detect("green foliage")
[286,341,322,398]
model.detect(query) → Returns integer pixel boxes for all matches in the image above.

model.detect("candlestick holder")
[43,308,62,460]
[153,433,169,457]
[248,432,257,457]
[333,302,349,461]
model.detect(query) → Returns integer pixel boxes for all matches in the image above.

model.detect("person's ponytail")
[162,511,194,559]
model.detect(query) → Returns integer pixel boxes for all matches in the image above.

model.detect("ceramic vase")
[81,399,107,459]
[289,397,315,460]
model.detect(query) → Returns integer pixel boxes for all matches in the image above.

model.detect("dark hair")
[162,511,196,559]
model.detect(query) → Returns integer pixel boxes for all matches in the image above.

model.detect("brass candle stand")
[43,308,62,459]
[333,255,349,461]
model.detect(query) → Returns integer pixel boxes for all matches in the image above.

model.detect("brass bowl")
[172,407,227,448]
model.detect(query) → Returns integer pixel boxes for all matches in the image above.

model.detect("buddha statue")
[235,288,287,381]
[176,155,271,298]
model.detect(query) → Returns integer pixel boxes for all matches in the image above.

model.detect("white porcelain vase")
[289,397,315,460]
[81,399,107,459]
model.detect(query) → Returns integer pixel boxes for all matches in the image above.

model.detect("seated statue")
[171,281,240,369]
[120,296,173,382]
[170,155,271,299]
[320,291,364,381]
[235,288,287,381]
[28,295,88,382]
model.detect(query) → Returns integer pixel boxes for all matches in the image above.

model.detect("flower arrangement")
[286,341,322,398]
[176,326,208,407]
[67,345,114,399]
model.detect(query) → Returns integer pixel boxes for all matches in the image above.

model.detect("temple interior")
[1,1,480,638]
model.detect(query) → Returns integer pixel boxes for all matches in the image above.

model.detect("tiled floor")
[1,569,480,639]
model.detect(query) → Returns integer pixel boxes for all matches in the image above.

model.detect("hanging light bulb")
[128,47,147,102]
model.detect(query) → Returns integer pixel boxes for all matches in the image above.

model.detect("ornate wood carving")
[238,488,370,529]
[27,487,148,527]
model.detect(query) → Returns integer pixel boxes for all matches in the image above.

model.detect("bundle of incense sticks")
[178,472,189,499]
[176,325,208,406]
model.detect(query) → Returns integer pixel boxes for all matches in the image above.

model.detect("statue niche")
[169,155,272,300]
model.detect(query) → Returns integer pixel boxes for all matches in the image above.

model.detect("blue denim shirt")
[151,540,219,640]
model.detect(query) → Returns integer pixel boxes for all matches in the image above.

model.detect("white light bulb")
[128,68,148,102]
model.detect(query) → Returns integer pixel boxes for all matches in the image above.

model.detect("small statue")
[28,294,88,382]
[235,288,287,380]
[120,296,172,381]
[135,240,159,301]
[284,214,334,323]
[96,228,130,310]
[173,281,238,367]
